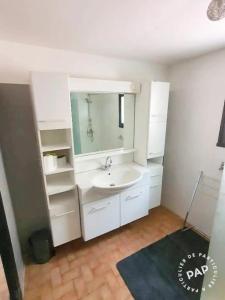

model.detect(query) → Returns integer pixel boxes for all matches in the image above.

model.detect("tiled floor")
[25,206,183,300]
[0,258,9,300]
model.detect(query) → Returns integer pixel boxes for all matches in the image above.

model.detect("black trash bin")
[29,229,54,264]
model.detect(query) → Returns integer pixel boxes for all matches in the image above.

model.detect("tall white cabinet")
[147,82,170,159]
[31,72,71,123]
[31,72,81,247]
[148,81,170,209]
[135,81,170,209]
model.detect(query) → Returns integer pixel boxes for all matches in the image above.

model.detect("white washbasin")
[92,167,143,191]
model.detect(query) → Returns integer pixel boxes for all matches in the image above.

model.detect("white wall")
[0,149,24,292]
[163,49,225,235]
[0,39,168,173]
[0,40,168,84]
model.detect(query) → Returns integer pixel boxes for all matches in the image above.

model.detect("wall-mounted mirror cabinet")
[70,92,135,155]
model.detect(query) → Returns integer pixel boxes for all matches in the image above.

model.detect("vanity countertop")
[76,162,150,191]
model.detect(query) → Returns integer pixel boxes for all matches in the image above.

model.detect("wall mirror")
[70,93,135,155]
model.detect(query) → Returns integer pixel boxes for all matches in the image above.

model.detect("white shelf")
[42,144,71,152]
[49,190,76,212]
[147,162,163,168]
[47,184,75,196]
[45,164,74,175]
[38,121,71,131]
[74,148,136,162]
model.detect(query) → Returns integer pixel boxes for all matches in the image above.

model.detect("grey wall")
[0,84,50,255]
[163,49,225,233]
[0,148,24,291]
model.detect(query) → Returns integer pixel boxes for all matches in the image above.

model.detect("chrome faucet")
[104,156,112,171]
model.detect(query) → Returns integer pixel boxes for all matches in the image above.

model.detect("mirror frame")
[69,77,140,160]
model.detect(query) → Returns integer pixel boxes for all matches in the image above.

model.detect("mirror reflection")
[70,93,135,155]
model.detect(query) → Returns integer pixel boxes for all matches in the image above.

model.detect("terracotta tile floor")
[24,206,183,300]
[0,258,9,300]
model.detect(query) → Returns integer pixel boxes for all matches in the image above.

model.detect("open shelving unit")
[36,122,81,246]
[38,127,76,206]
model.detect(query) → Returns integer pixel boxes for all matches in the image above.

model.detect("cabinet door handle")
[150,175,161,178]
[88,202,111,214]
[125,194,141,201]
[54,210,75,217]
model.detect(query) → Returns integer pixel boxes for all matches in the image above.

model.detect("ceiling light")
[207,0,225,21]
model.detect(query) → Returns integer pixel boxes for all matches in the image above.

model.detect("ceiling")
[0,0,225,64]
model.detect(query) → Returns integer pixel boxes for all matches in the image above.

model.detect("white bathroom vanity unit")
[76,163,150,241]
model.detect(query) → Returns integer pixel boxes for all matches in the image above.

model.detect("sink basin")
[92,167,143,191]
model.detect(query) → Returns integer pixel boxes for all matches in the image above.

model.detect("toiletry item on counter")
[43,153,57,173]
[57,155,67,168]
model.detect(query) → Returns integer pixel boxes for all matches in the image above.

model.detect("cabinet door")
[121,186,149,226]
[31,72,71,122]
[51,210,81,247]
[149,173,163,209]
[148,122,167,158]
[150,81,170,122]
[149,185,162,209]
[81,196,120,241]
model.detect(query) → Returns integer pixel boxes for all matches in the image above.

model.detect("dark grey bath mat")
[117,229,209,300]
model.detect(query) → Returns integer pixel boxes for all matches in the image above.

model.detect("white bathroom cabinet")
[149,81,170,122]
[133,81,169,209]
[148,122,167,158]
[31,72,81,247]
[31,72,71,125]
[81,195,120,241]
[134,81,170,166]
[80,184,149,241]
[147,82,170,159]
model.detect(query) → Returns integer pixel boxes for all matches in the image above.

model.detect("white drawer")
[150,174,163,187]
[81,195,120,241]
[51,210,81,247]
[121,186,149,226]
[149,165,163,176]
[149,184,162,209]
